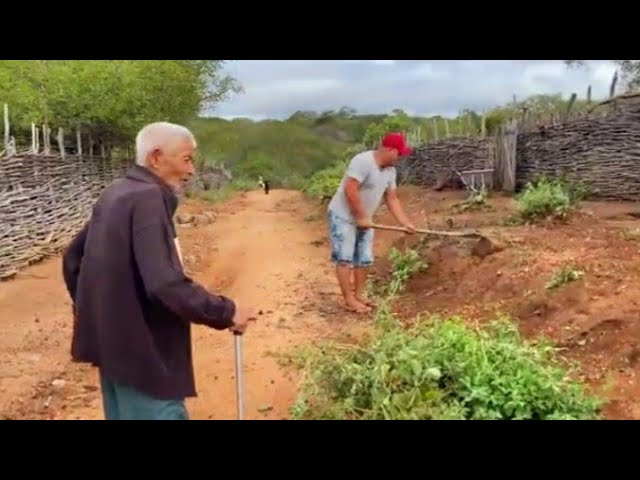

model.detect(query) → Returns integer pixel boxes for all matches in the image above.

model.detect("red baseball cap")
[381,132,413,156]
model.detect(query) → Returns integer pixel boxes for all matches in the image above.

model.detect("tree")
[0,60,242,143]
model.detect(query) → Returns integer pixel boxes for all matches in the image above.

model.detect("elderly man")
[327,132,416,313]
[62,122,257,420]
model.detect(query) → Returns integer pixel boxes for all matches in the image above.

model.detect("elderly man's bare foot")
[355,296,377,308]
[343,299,372,314]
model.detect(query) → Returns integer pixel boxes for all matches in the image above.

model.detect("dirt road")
[0,189,350,420]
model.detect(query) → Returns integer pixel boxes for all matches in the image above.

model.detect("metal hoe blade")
[234,333,245,420]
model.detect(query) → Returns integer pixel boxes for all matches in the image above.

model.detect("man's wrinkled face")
[148,138,196,191]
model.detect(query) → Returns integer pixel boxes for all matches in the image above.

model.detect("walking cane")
[234,331,245,420]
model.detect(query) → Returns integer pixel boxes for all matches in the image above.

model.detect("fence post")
[500,119,518,193]
[3,104,9,151]
[76,127,82,156]
[57,127,65,160]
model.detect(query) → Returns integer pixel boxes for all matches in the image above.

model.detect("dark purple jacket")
[62,165,236,400]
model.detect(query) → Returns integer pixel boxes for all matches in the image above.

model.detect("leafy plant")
[387,247,428,296]
[514,176,585,223]
[457,188,490,212]
[291,313,602,420]
[546,264,584,290]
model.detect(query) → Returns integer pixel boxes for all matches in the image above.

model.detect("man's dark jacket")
[62,165,235,400]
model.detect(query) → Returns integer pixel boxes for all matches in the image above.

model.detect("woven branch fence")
[400,91,640,201]
[0,150,128,279]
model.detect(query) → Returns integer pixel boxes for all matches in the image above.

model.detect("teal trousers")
[99,372,189,420]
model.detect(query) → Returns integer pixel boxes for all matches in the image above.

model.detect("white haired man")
[62,122,258,420]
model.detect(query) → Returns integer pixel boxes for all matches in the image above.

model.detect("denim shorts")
[327,209,374,267]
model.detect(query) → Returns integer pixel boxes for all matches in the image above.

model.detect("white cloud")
[210,60,619,119]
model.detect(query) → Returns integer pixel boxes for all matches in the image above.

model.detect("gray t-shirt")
[328,150,397,223]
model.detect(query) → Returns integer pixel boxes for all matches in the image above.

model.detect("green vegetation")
[386,246,429,296]
[187,178,255,204]
[288,246,602,420]
[513,175,590,223]
[0,60,239,144]
[0,60,603,198]
[546,265,585,290]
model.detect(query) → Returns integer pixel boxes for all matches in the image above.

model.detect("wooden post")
[432,118,439,141]
[562,93,578,122]
[31,122,36,153]
[481,114,487,138]
[504,119,518,192]
[586,85,592,105]
[101,142,106,158]
[610,70,618,98]
[89,133,93,158]
[43,124,50,155]
[3,104,9,151]
[76,127,82,156]
[444,119,450,137]
[57,128,65,160]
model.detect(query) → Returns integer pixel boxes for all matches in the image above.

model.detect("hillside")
[188,93,597,193]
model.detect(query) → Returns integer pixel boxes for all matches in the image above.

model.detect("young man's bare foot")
[355,296,377,308]
[343,298,372,314]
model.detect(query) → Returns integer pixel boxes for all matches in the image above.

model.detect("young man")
[327,132,417,313]
[62,122,258,420]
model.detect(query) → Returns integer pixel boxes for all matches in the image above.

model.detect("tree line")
[0,60,241,146]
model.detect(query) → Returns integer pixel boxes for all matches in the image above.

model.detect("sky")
[210,60,618,120]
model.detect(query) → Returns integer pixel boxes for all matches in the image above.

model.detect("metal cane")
[234,332,245,420]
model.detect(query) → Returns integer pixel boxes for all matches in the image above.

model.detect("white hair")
[135,122,197,166]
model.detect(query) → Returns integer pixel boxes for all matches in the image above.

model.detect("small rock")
[176,214,195,225]
[51,379,66,389]
[258,405,273,413]
[578,339,587,347]
[34,317,40,323]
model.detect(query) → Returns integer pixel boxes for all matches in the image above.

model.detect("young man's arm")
[383,172,416,233]
[343,155,371,228]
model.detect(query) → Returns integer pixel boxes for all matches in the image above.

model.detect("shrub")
[290,314,602,420]
[515,176,579,222]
